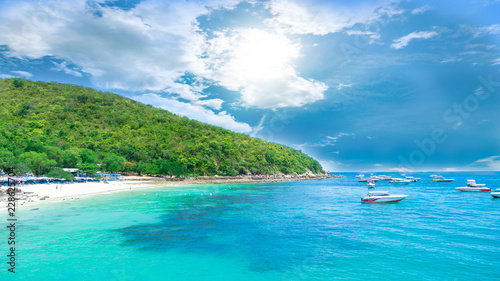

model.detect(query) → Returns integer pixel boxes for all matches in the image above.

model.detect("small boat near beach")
[367,182,375,188]
[492,189,500,198]
[432,176,454,182]
[456,180,491,192]
[361,191,408,203]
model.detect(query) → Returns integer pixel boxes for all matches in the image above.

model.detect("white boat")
[432,176,454,182]
[492,189,500,198]
[456,180,491,192]
[376,175,393,181]
[359,177,379,183]
[367,182,375,188]
[405,176,421,182]
[389,178,412,184]
[361,191,408,203]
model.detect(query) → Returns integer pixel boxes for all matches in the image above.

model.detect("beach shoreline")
[0,173,343,211]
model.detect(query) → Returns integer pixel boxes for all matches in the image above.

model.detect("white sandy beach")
[0,179,181,211]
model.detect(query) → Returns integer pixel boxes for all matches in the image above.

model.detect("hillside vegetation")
[0,78,323,177]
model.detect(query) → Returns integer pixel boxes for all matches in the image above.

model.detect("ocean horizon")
[2,171,499,280]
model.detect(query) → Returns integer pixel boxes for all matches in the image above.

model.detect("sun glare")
[230,29,300,79]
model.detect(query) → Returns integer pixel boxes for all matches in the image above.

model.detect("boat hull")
[491,192,500,198]
[456,187,491,192]
[433,179,454,182]
[361,195,408,203]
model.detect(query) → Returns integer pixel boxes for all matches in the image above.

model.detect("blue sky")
[1,0,499,172]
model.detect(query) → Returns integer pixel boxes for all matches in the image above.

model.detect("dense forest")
[0,78,323,177]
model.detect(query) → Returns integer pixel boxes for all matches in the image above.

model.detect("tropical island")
[0,78,328,179]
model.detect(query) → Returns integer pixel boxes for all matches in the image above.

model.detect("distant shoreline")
[0,173,343,211]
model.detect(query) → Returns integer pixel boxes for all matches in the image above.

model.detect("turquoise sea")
[2,172,500,280]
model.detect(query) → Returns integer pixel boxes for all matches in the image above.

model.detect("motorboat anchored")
[491,189,500,198]
[389,178,412,184]
[432,176,454,182]
[404,176,421,182]
[359,177,379,183]
[367,182,375,188]
[361,191,408,203]
[376,175,393,181]
[456,180,491,192]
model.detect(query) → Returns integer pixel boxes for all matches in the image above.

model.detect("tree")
[46,167,75,181]
[12,78,25,88]
[76,163,99,176]
[0,149,28,176]
[61,148,82,167]
[102,153,126,173]
[18,151,57,176]
[80,149,99,164]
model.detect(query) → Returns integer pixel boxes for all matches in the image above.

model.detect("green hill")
[0,78,323,177]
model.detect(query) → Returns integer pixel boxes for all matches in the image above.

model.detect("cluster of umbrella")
[0,176,99,186]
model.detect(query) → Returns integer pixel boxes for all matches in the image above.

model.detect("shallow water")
[2,172,500,280]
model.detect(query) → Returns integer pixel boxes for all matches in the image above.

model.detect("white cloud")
[203,28,327,109]
[0,74,14,79]
[250,114,266,138]
[326,132,354,142]
[460,24,500,37]
[51,61,82,77]
[0,0,238,99]
[265,0,402,36]
[0,0,332,111]
[194,98,224,110]
[492,58,500,66]
[391,31,438,50]
[410,5,431,15]
[459,51,481,56]
[336,83,354,90]
[440,58,463,64]
[469,156,500,170]
[374,164,383,167]
[389,167,413,172]
[11,70,33,78]
[297,132,354,148]
[345,30,381,44]
[133,93,252,133]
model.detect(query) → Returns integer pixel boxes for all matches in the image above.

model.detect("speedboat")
[389,178,412,184]
[405,176,421,182]
[492,189,500,198]
[376,175,393,181]
[361,191,408,203]
[456,180,491,192]
[432,176,454,182]
[359,177,379,183]
[367,182,375,188]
